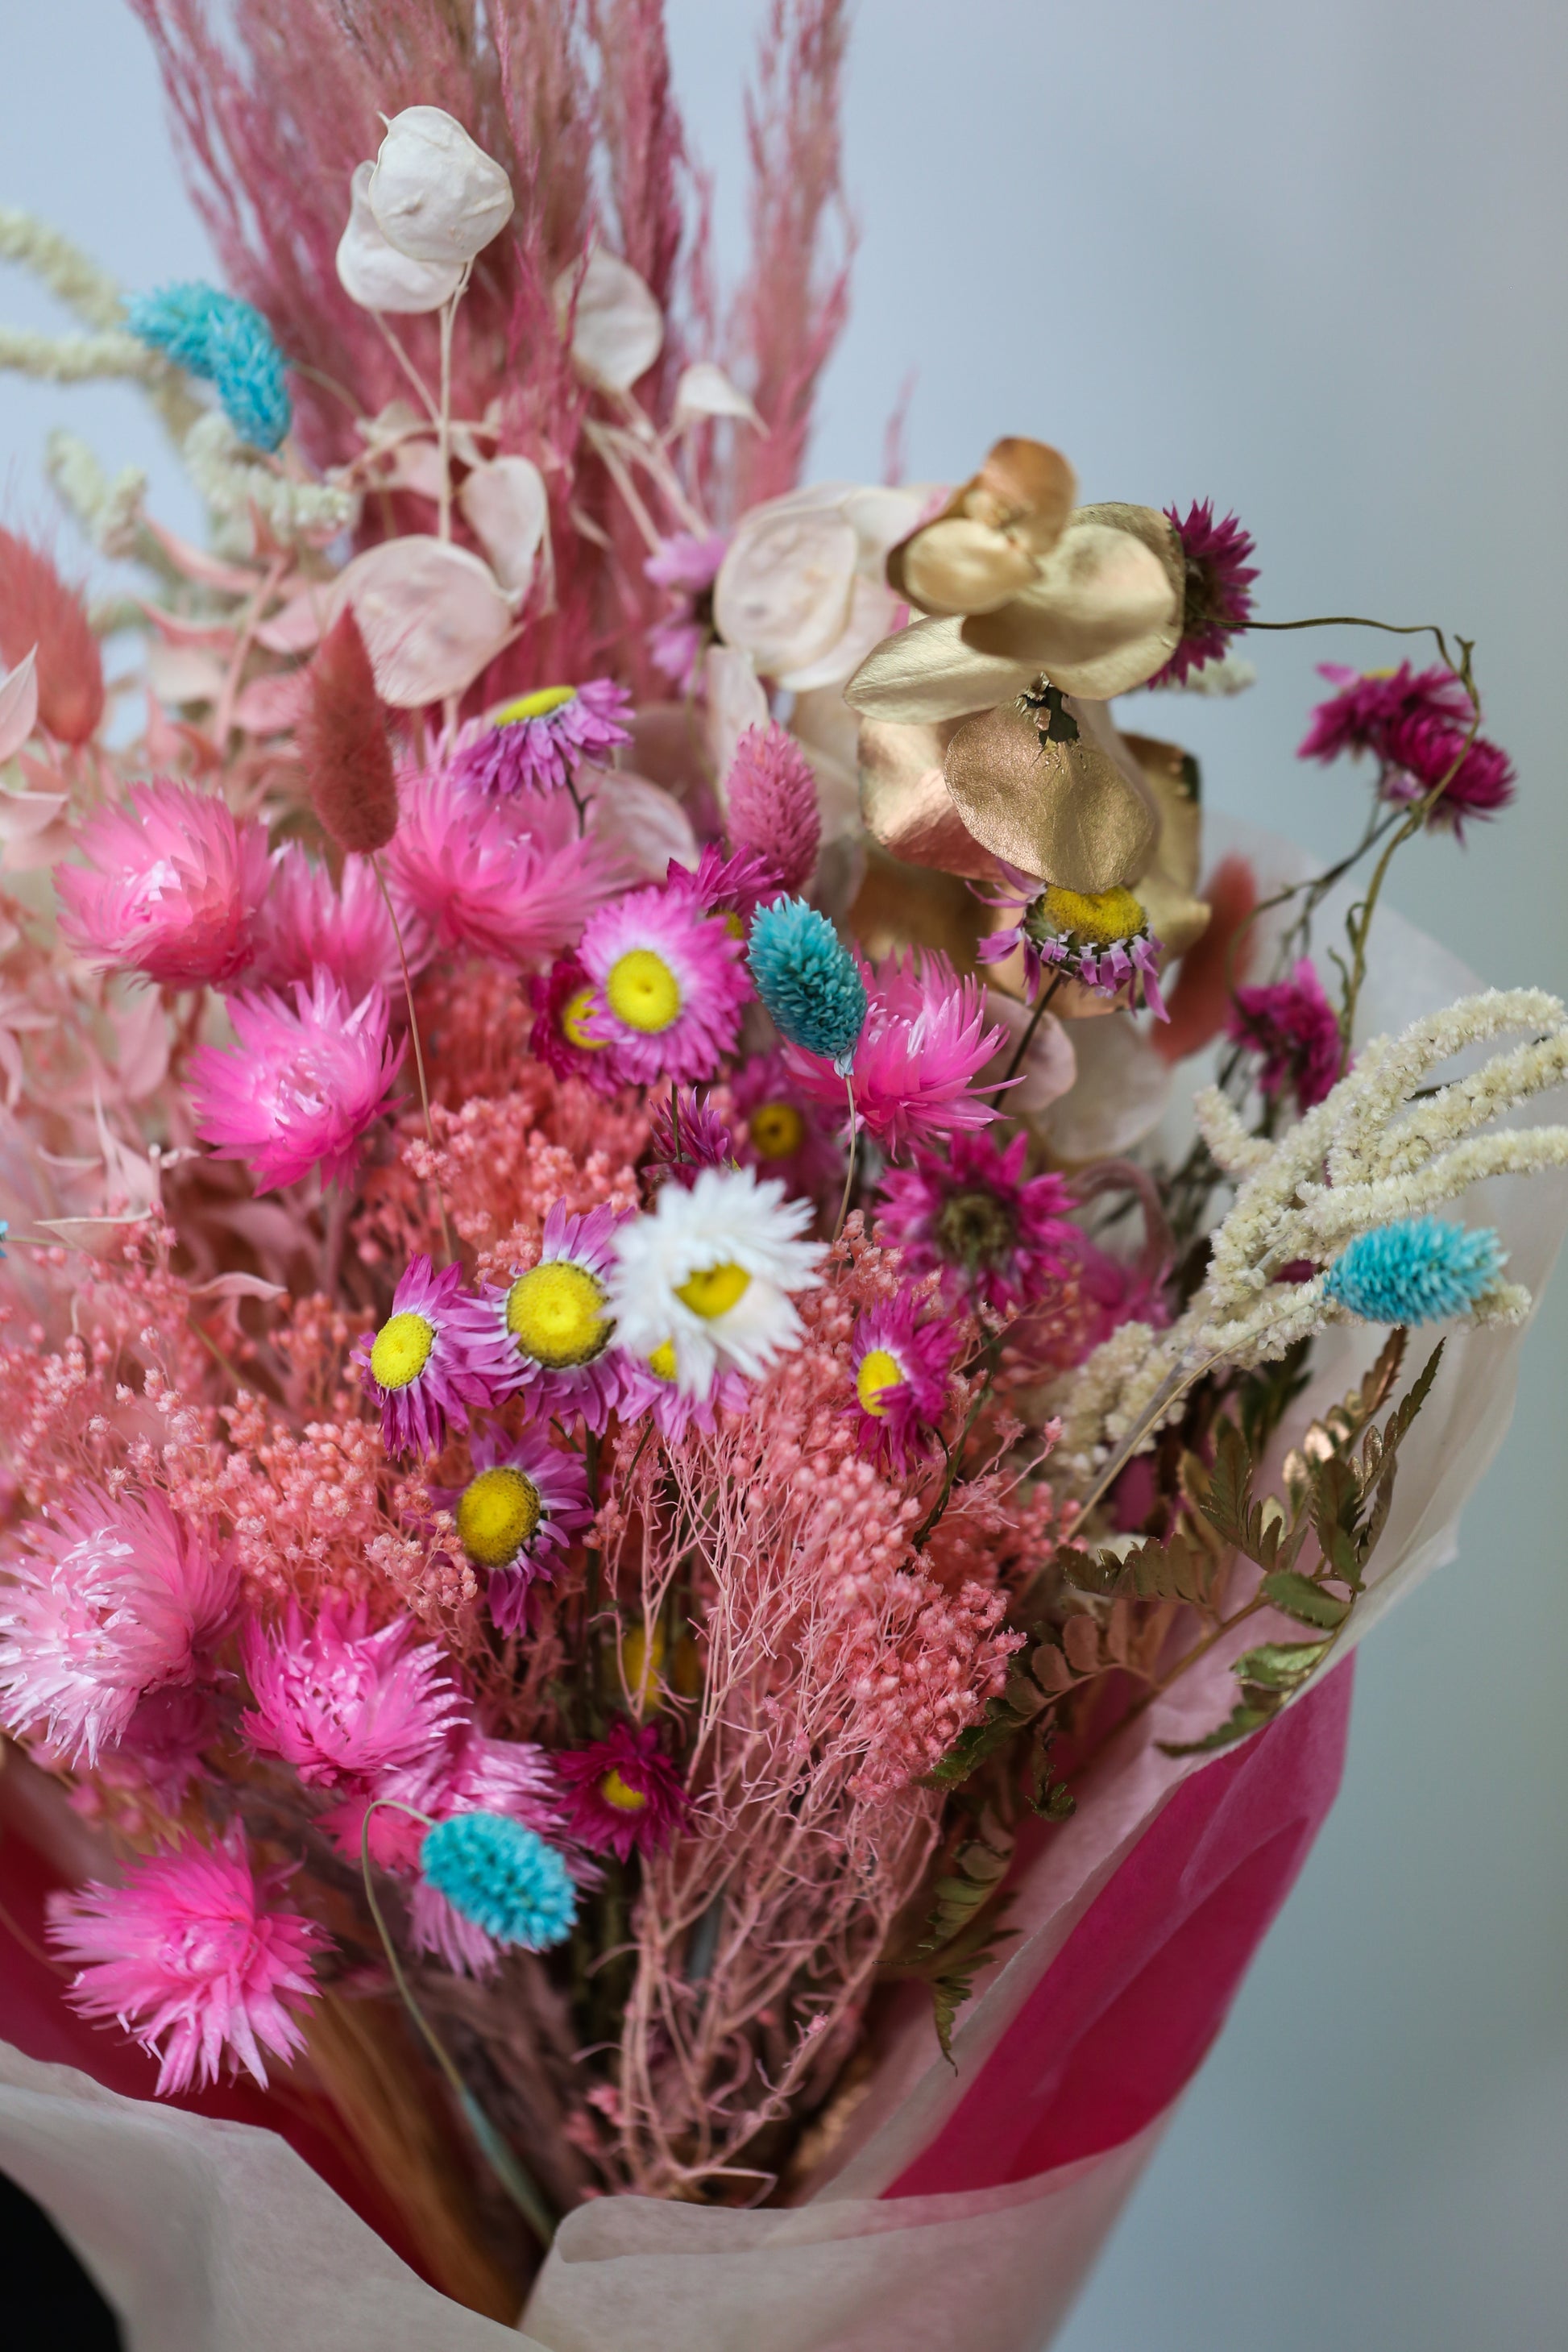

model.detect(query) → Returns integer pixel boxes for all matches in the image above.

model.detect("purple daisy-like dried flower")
[1151,500,1257,687]
[433,1422,593,1636]
[848,1294,956,1474]
[877,1131,1082,1320]
[458,1201,632,1436]
[527,954,621,1097]
[731,1047,846,1201]
[357,1255,514,1459]
[1227,955,1345,1110]
[452,679,633,797]
[557,1717,691,1862]
[578,879,751,1085]
[645,532,727,693]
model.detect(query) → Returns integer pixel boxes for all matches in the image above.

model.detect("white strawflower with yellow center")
[608,1165,824,1396]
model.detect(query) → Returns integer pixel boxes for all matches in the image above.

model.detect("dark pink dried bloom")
[48,1835,323,2095]
[665,840,782,928]
[645,532,726,693]
[1299,662,1515,835]
[1151,500,1257,687]
[117,1682,222,1809]
[453,680,632,798]
[645,1088,734,1188]
[578,881,751,1085]
[848,1292,955,1474]
[786,951,1008,1156]
[731,1045,844,1199]
[189,970,404,1193]
[724,722,821,893]
[240,1599,467,1791]
[877,1130,1081,1318]
[55,778,270,989]
[528,954,623,1097]
[251,844,433,1004]
[557,1718,689,1862]
[356,1255,514,1461]
[1227,955,1344,1111]
[322,1722,563,1874]
[386,766,625,968]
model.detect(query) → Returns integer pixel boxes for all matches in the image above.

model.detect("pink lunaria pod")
[330,537,513,707]
[367,106,514,268]
[670,361,763,435]
[336,160,462,313]
[457,455,550,599]
[187,970,404,1193]
[55,777,270,989]
[554,247,664,395]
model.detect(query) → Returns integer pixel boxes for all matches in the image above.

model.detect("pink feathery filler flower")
[358,1254,514,1459]
[0,1486,238,1768]
[731,1047,845,1200]
[557,1718,690,1862]
[452,679,633,797]
[1150,500,1258,687]
[250,842,433,1005]
[1227,955,1345,1111]
[786,951,1009,1155]
[458,1202,633,1437]
[877,1130,1082,1319]
[577,879,750,1085]
[528,955,621,1097]
[323,1721,566,1876]
[848,1294,956,1474]
[435,1422,593,1635]
[189,969,404,1193]
[241,1599,467,1790]
[48,1836,324,2096]
[645,533,726,693]
[723,721,821,894]
[55,778,270,989]
[385,765,625,966]
[1298,662,1515,835]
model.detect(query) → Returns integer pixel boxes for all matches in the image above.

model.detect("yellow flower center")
[855,1346,905,1417]
[494,683,577,724]
[1040,883,1146,949]
[369,1310,435,1391]
[646,1339,679,1382]
[505,1260,611,1368]
[455,1466,543,1568]
[749,1101,804,1159]
[621,1621,666,1704]
[606,948,682,1034]
[720,910,745,942]
[599,1766,649,1813]
[560,984,608,1051]
[676,1262,751,1319]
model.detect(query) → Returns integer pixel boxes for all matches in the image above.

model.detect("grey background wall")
[2,3,1566,2343]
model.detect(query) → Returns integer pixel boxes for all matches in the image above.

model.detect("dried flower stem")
[370,852,453,1264]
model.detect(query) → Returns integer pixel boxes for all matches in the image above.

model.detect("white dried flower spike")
[337,162,462,313]
[555,248,663,395]
[368,107,514,268]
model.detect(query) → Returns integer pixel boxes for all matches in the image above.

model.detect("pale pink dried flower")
[55,779,270,989]
[251,843,432,1004]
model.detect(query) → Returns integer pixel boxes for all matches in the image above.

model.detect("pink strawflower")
[731,1047,845,1199]
[48,1836,323,2095]
[458,1203,633,1437]
[325,1722,565,1875]
[877,1130,1082,1318]
[251,842,431,1004]
[1298,662,1515,835]
[116,1683,222,1809]
[453,679,633,797]
[434,1423,593,1635]
[724,721,821,893]
[578,880,750,1085]
[786,951,1008,1155]
[1227,955,1344,1111]
[55,778,269,989]
[645,533,726,692]
[645,1088,735,1188]
[385,765,624,967]
[0,1487,238,1769]
[1151,500,1257,687]
[357,1254,514,1459]
[241,1598,467,1790]
[557,1718,689,1862]
[528,955,621,1097]
[848,1294,956,1474]
[189,969,404,1194]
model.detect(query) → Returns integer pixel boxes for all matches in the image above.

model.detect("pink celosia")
[578,880,750,1085]
[1227,955,1345,1110]
[786,952,1008,1155]
[528,955,621,1097]
[557,1718,689,1861]
[55,778,269,989]
[0,1486,238,1768]
[848,1294,956,1473]
[731,1047,845,1199]
[645,533,726,691]
[250,842,432,1004]
[357,1255,514,1459]
[452,679,633,797]
[459,1203,634,1437]
[385,765,625,967]
[645,1088,734,1188]
[877,1131,1082,1317]
[1298,662,1515,835]
[1151,500,1257,687]
[241,1599,467,1790]
[189,969,404,1193]
[48,1836,323,2095]
[723,721,821,893]
[433,1422,594,1634]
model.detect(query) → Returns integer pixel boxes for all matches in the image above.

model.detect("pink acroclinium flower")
[557,1718,690,1862]
[877,1130,1082,1319]
[458,1202,633,1436]
[528,956,622,1097]
[723,721,821,894]
[47,1834,324,2096]
[189,969,404,1194]
[0,1486,238,1769]
[614,1354,749,1443]
[1227,955,1345,1111]
[1298,662,1515,835]
[578,880,750,1085]
[732,1047,846,1199]
[240,1598,467,1791]
[848,1292,956,1474]
[645,533,726,693]
[430,1421,593,1636]
[786,951,1008,1155]
[250,842,433,1005]
[55,778,270,989]
[385,766,626,968]
[357,1254,515,1460]
[1150,500,1258,687]
[452,679,633,798]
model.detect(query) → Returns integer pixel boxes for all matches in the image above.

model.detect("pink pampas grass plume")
[0,526,104,744]
[786,950,1007,1155]
[56,778,270,989]
[48,1835,324,2095]
[386,766,624,968]
[240,1598,467,1790]
[724,721,820,891]
[297,608,399,855]
[189,969,404,1193]
[251,842,431,1004]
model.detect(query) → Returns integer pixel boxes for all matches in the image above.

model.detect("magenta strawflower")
[528,954,621,1096]
[55,777,269,989]
[452,678,632,797]
[731,1047,845,1200]
[877,1131,1082,1317]
[385,765,624,967]
[578,880,750,1085]
[251,842,431,1004]
[723,721,821,894]
[645,1088,735,1188]
[557,1718,690,1862]
[848,1295,956,1473]
[189,970,404,1193]
[459,1203,633,1437]
[1228,955,1344,1110]
[786,952,1008,1155]
[645,533,726,691]
[1298,662,1515,835]
[48,1836,324,2095]
[358,1254,513,1459]
[1151,500,1258,687]
[241,1599,467,1790]
[435,1423,593,1634]
[0,1486,238,1769]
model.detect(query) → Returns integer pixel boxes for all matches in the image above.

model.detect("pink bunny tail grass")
[0,525,104,744]
[299,608,398,856]
[724,721,821,891]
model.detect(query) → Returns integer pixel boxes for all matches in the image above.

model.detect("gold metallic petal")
[847,843,989,970]
[844,614,1037,725]
[960,512,1181,698]
[971,438,1077,554]
[858,714,1000,877]
[900,516,1037,617]
[1121,729,1202,895]
[942,703,1158,894]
